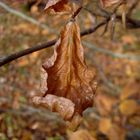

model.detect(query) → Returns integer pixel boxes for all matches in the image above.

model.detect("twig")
[117,15,140,29]
[101,20,109,36]
[110,13,116,40]
[0,20,107,67]
[84,6,140,29]
[83,41,140,61]
[71,7,82,19]
[0,97,64,122]
[0,1,56,34]
[91,56,121,95]
[0,39,57,67]
[84,54,121,96]
[1,16,140,67]
[0,2,140,66]
[84,41,140,94]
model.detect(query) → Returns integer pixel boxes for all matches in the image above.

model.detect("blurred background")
[0,0,140,140]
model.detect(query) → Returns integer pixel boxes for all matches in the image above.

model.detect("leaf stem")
[71,7,82,19]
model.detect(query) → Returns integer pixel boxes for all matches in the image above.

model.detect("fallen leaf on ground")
[69,129,96,140]
[120,80,140,100]
[119,99,138,116]
[99,118,112,134]
[95,93,117,116]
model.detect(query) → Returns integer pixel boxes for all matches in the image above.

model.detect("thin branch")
[84,6,140,29]
[71,7,82,19]
[0,1,56,34]
[0,2,140,67]
[0,39,57,67]
[0,20,107,67]
[83,41,140,61]
[84,41,140,94]
[1,16,140,67]
[101,22,109,36]
[0,97,64,122]
[117,15,140,29]
[91,56,121,95]
[110,13,116,40]
[85,50,121,95]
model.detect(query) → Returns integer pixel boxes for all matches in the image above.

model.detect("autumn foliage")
[45,0,69,12]
[0,0,140,139]
[33,21,97,120]
[32,0,127,121]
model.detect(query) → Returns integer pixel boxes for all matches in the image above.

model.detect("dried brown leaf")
[33,21,97,120]
[33,94,75,120]
[45,0,70,12]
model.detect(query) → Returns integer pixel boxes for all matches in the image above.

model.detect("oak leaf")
[33,21,97,120]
